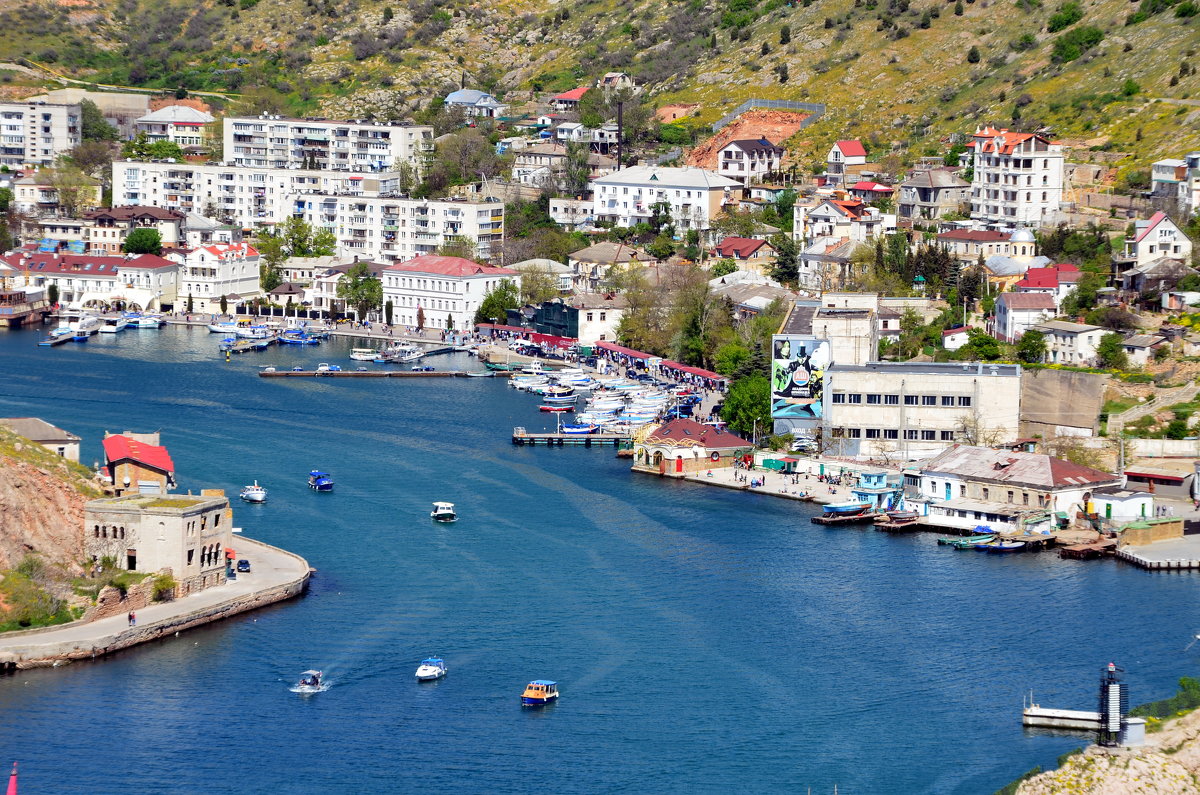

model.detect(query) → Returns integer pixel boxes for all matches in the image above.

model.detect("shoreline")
[0,537,311,670]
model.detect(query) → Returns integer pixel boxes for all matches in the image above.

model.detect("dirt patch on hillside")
[657,104,700,122]
[685,109,809,170]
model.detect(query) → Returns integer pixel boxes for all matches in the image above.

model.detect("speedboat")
[316,362,331,372]
[561,423,598,435]
[292,670,324,693]
[349,347,379,361]
[539,404,574,412]
[431,501,457,522]
[822,502,872,516]
[235,325,272,339]
[308,470,334,491]
[68,313,102,339]
[521,680,559,706]
[415,657,447,681]
[132,314,165,328]
[240,481,268,503]
[466,371,494,377]
[99,316,129,333]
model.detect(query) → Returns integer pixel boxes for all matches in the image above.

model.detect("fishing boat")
[561,423,598,435]
[240,481,268,503]
[937,533,994,546]
[822,501,872,516]
[379,344,424,362]
[465,371,494,377]
[292,670,324,693]
[278,332,319,345]
[986,540,1027,554]
[484,361,518,371]
[349,347,379,361]
[415,657,447,681]
[521,680,559,706]
[308,470,334,491]
[430,501,457,522]
[539,404,574,412]
[207,321,237,333]
[886,510,919,523]
[98,316,129,333]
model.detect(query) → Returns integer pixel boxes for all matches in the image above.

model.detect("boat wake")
[288,680,331,694]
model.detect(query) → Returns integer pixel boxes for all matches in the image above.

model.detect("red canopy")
[225,547,236,559]
[595,341,652,360]
[660,359,728,383]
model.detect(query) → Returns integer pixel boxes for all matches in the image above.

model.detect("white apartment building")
[793,198,895,245]
[134,105,214,148]
[968,126,1064,229]
[1032,320,1105,366]
[169,242,260,312]
[224,115,433,170]
[381,255,520,331]
[293,193,503,263]
[591,166,742,231]
[823,362,1023,459]
[717,138,784,184]
[0,101,81,168]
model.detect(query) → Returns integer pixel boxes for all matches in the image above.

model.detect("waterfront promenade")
[0,537,310,668]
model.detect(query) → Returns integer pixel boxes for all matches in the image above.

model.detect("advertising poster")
[771,336,831,431]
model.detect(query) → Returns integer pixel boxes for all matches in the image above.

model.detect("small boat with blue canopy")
[415,657,447,681]
[521,680,559,706]
[308,470,334,491]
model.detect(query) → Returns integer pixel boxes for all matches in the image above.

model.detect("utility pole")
[616,101,624,172]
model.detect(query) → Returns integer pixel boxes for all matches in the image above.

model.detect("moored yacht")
[240,481,268,503]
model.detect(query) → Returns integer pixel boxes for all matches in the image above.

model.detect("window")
[960,484,966,497]
[904,430,919,440]
[1007,490,1014,503]
[941,396,955,406]
[921,430,936,440]
[831,427,845,438]
[831,393,846,404]
[865,428,880,439]
[884,429,898,439]
[922,395,937,406]
[904,395,918,405]
[885,394,899,405]
[848,393,862,404]
[587,312,593,321]
[940,431,955,441]
[866,394,881,405]
[847,428,861,438]
[982,487,990,500]
[1023,493,1029,505]
[957,396,972,407]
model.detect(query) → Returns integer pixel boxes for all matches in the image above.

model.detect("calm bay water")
[0,325,1197,793]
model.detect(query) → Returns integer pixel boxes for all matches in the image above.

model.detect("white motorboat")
[240,481,268,503]
[415,657,447,681]
[99,316,129,333]
[207,322,237,333]
[67,313,102,337]
[349,347,379,361]
[431,501,457,522]
[291,670,326,693]
[130,314,164,328]
[235,325,272,339]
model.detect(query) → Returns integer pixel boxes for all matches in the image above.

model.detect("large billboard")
[771,336,831,435]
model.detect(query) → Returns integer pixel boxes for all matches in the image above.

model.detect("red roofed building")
[968,126,1064,229]
[1124,211,1193,268]
[935,228,1012,263]
[633,418,751,476]
[847,181,894,203]
[994,291,1056,342]
[382,255,520,331]
[551,86,590,112]
[1012,263,1081,307]
[826,140,868,186]
[0,251,179,311]
[713,236,776,275]
[796,198,894,244]
[102,431,176,496]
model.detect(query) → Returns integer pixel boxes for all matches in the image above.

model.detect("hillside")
[1,0,1199,172]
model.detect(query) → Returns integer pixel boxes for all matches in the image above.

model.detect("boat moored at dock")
[98,316,129,333]
[822,501,872,516]
[521,680,559,706]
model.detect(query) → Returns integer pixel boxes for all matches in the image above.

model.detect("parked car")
[236,559,251,573]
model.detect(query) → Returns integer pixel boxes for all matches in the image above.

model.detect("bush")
[1047,1,1083,31]
[1121,79,1140,97]
[1010,32,1037,50]
[967,45,981,63]
[1051,25,1103,62]
[1178,1,1199,15]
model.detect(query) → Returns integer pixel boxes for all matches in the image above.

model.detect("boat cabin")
[522,679,559,705]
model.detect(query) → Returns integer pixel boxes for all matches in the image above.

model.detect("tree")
[967,45,981,63]
[219,294,228,316]
[385,300,394,326]
[721,373,771,441]
[515,262,560,304]
[711,259,738,277]
[187,293,194,313]
[1016,329,1046,363]
[473,280,520,324]
[960,328,1002,360]
[121,133,185,161]
[563,141,591,197]
[416,306,425,330]
[66,141,115,179]
[122,228,163,255]
[446,314,454,331]
[48,165,95,217]
[257,234,285,293]
[769,234,798,285]
[1097,332,1129,370]
[436,235,476,259]
[80,99,118,142]
[780,24,791,44]
[47,283,59,306]
[336,262,383,322]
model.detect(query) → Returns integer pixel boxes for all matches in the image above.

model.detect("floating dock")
[258,370,511,378]
[1022,706,1102,730]
[874,520,921,533]
[1060,540,1117,560]
[811,512,884,526]
[512,427,630,446]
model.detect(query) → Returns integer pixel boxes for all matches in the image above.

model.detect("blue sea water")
[0,325,1197,794]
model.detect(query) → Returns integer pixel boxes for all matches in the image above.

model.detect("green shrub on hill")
[1051,25,1104,61]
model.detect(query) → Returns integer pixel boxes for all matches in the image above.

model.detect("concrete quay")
[0,537,311,670]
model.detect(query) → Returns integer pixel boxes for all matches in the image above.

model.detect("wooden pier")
[874,519,921,533]
[1059,540,1116,560]
[512,427,630,446]
[811,512,884,526]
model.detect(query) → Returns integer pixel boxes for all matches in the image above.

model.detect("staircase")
[1107,380,1200,436]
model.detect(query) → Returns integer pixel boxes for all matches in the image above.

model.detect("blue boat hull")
[522,696,557,706]
[309,481,334,491]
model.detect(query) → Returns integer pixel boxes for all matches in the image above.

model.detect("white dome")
[1010,227,1036,244]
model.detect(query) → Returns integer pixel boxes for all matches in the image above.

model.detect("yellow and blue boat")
[521,680,559,706]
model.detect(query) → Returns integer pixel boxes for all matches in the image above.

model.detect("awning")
[225,547,236,559]
[1124,469,1185,482]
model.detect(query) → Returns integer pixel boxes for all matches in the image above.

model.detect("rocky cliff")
[0,427,99,575]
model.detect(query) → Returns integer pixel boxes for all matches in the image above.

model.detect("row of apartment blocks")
[224,115,434,170]
[0,101,81,167]
[112,159,503,263]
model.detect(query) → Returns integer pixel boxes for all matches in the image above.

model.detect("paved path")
[1108,380,1200,436]
[0,537,308,663]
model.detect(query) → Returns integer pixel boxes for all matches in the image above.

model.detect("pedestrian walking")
[127,611,133,626]
[130,611,136,626]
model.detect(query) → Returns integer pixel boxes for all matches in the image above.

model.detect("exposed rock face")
[0,453,91,574]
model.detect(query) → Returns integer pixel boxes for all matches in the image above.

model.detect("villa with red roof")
[967,126,1064,229]
[713,236,776,275]
[847,181,894,203]
[632,418,750,476]
[550,86,590,112]
[169,242,260,313]
[1012,263,1081,307]
[1123,212,1193,268]
[102,432,176,496]
[794,198,894,244]
[826,140,868,186]
[381,255,520,331]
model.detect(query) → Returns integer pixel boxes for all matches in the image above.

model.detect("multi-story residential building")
[935,228,1012,264]
[549,198,594,231]
[591,166,742,231]
[994,291,1055,342]
[512,142,615,189]
[967,126,1064,229]
[825,140,867,186]
[381,255,519,331]
[13,170,102,218]
[223,115,433,170]
[823,362,1023,458]
[793,198,894,245]
[134,105,214,149]
[505,293,627,345]
[1123,211,1193,268]
[308,260,386,318]
[113,160,502,264]
[83,206,186,255]
[1150,152,1200,216]
[443,89,508,119]
[293,193,503,263]
[0,251,178,310]
[170,242,260,312]
[717,138,784,184]
[1032,320,1105,365]
[898,170,971,222]
[0,101,81,168]
[1011,264,1082,309]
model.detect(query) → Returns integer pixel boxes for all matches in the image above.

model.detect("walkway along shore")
[0,537,311,670]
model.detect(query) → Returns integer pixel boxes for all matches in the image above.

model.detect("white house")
[794,198,894,245]
[1011,264,1082,310]
[0,251,178,311]
[994,291,1055,342]
[443,89,508,119]
[133,105,214,148]
[826,140,867,186]
[1151,153,1200,216]
[554,122,589,143]
[1033,320,1106,366]
[967,126,1064,230]
[590,166,742,231]
[1123,212,1193,268]
[717,138,784,184]
[1122,334,1169,367]
[550,87,589,113]
[171,242,260,312]
[381,255,520,331]
[942,327,971,351]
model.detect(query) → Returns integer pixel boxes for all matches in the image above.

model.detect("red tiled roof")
[849,181,893,192]
[937,229,1011,242]
[645,418,749,448]
[834,140,867,158]
[3,253,120,276]
[552,87,590,102]
[199,242,258,258]
[715,237,771,258]
[103,434,174,473]
[1134,211,1168,244]
[941,326,971,336]
[998,292,1056,310]
[1014,268,1060,289]
[973,127,1049,155]
[829,199,866,220]
[385,255,517,277]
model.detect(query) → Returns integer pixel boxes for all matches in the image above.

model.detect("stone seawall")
[0,537,310,669]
